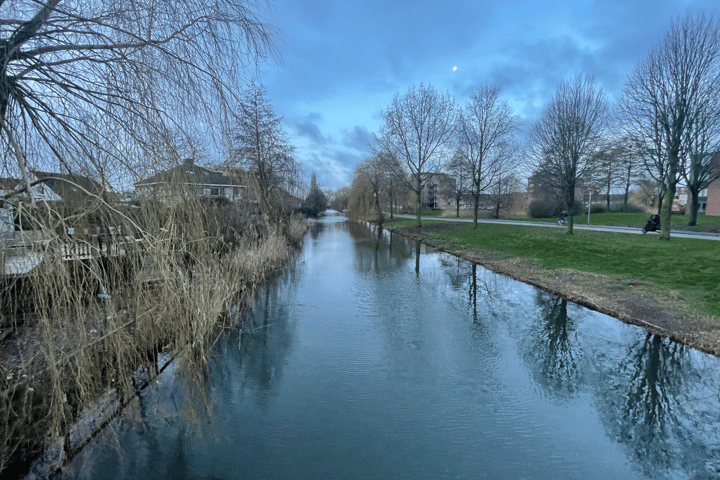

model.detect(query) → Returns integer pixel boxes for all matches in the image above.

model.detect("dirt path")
[389,224,720,358]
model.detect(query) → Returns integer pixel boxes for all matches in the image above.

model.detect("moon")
[452,66,457,72]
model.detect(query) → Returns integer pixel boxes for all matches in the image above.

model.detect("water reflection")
[524,292,581,399]
[348,222,413,274]
[595,334,720,477]
[434,251,720,478]
[59,218,720,480]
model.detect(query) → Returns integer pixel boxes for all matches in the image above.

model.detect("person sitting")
[558,210,568,225]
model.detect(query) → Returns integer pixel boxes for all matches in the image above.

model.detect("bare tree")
[488,172,522,219]
[0,1,275,201]
[587,143,619,210]
[355,155,386,224]
[680,117,720,225]
[527,74,609,234]
[376,83,457,226]
[228,81,299,216]
[328,186,351,213]
[617,144,645,212]
[620,13,720,239]
[456,84,517,228]
[446,149,470,217]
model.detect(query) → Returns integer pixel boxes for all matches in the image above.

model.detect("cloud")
[341,126,373,152]
[289,113,327,145]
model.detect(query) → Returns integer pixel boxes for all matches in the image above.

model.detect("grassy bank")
[492,211,720,232]
[385,217,720,352]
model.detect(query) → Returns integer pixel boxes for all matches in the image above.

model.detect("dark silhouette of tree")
[302,172,327,217]
[229,82,299,216]
[524,292,580,398]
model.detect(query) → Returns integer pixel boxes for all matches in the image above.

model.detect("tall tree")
[456,84,517,229]
[446,149,470,218]
[527,74,609,234]
[354,155,388,224]
[680,120,720,225]
[328,186,351,213]
[487,172,522,219]
[617,145,645,213]
[376,83,457,227]
[230,82,299,215]
[302,172,327,217]
[620,13,720,239]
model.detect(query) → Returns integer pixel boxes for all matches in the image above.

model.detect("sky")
[254,0,718,191]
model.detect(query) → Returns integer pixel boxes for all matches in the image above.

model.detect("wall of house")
[0,206,13,232]
[706,179,720,216]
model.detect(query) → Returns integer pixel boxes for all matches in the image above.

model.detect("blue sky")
[255,0,717,190]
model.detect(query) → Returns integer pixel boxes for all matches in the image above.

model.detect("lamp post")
[587,190,592,225]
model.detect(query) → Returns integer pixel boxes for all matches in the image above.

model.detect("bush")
[528,200,562,219]
[609,202,644,213]
[585,204,607,215]
[569,203,584,216]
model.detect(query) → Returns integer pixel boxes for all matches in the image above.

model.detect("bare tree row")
[355,13,720,241]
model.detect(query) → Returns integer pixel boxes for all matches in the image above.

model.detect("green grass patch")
[512,212,720,232]
[386,218,720,317]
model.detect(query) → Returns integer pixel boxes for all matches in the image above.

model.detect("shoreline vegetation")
[1,197,308,480]
[382,215,720,358]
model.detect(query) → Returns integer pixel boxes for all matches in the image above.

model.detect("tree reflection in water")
[348,222,413,274]
[524,291,581,399]
[599,333,697,476]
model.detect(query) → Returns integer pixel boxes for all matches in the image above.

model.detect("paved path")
[391,214,720,241]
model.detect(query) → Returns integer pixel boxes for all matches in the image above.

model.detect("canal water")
[60,214,720,479]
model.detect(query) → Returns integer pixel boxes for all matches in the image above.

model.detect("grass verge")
[511,212,720,232]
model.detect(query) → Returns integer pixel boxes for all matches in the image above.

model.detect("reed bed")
[0,194,306,478]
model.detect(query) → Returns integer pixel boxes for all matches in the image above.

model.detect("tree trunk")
[565,185,575,235]
[623,182,630,213]
[456,195,460,218]
[656,186,664,216]
[389,185,394,219]
[415,188,422,227]
[374,192,385,225]
[606,186,611,210]
[473,195,480,230]
[659,162,677,240]
[688,186,699,226]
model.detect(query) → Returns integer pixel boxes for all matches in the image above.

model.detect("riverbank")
[1,211,309,480]
[385,220,720,357]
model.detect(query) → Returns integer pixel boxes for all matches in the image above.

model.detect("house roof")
[0,177,22,192]
[32,171,105,197]
[135,161,233,187]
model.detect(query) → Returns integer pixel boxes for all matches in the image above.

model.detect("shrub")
[528,200,562,218]
[587,204,607,214]
[609,202,644,213]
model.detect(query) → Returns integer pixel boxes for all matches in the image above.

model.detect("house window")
[210,187,219,196]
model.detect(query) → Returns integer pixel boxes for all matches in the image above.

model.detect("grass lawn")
[386,218,720,317]
[510,212,720,232]
[395,208,444,218]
